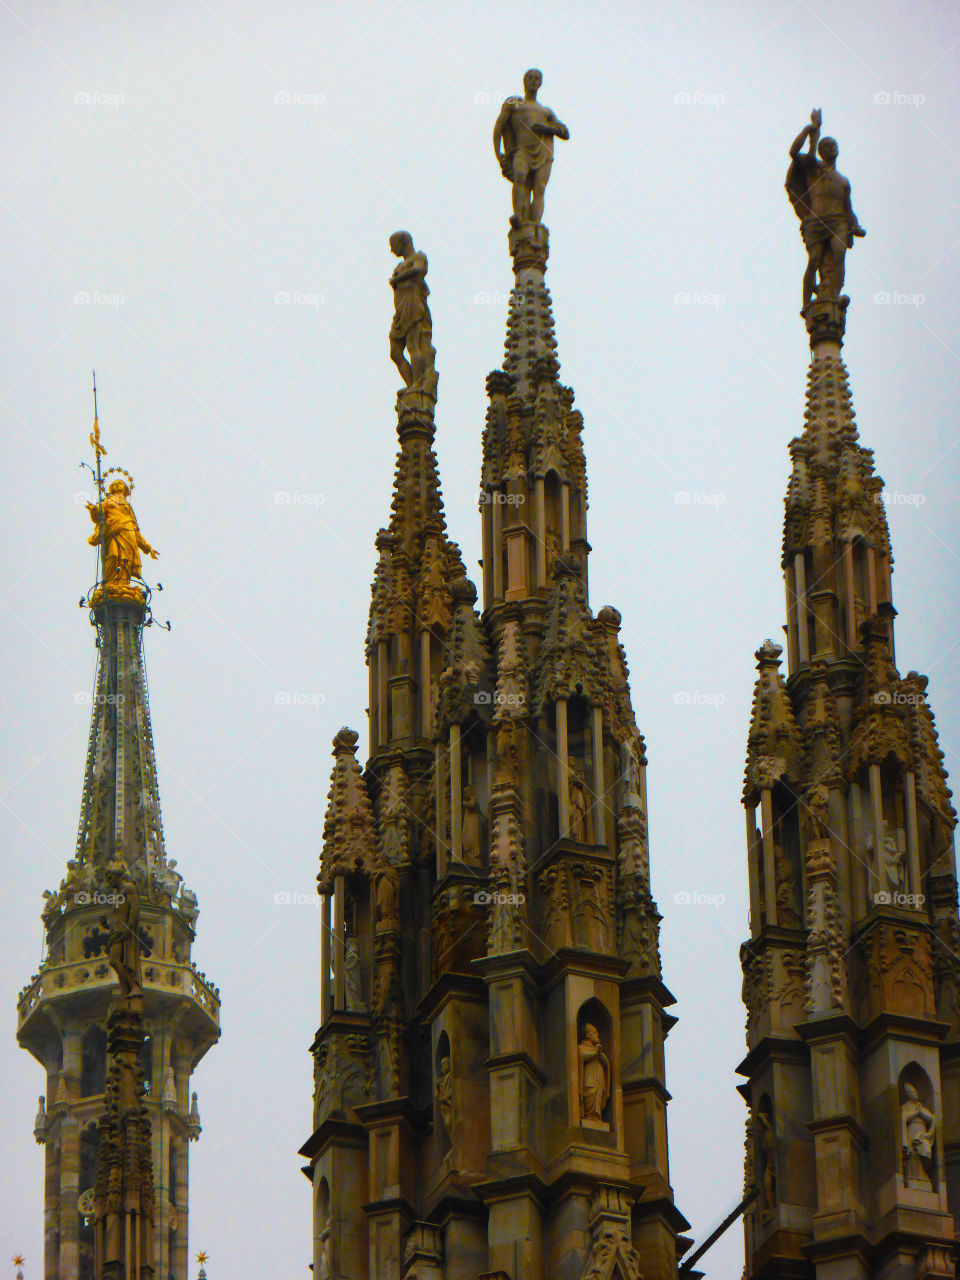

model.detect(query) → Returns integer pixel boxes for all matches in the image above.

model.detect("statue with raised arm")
[786,109,865,308]
[493,69,569,227]
[388,231,437,400]
[86,476,158,602]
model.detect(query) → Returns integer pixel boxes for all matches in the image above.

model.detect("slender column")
[591,705,605,846]
[320,895,331,1022]
[866,547,878,614]
[785,564,799,673]
[868,764,884,905]
[450,725,462,862]
[905,771,921,901]
[795,553,810,663]
[482,503,492,608]
[377,641,388,747]
[556,699,569,837]
[420,631,431,738]
[561,483,570,549]
[843,542,858,649]
[333,876,345,1009]
[746,808,762,935]
[535,476,546,585]
[492,500,504,599]
[760,788,777,924]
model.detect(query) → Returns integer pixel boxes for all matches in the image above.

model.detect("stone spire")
[16,418,220,1280]
[738,133,959,1279]
[303,79,689,1280]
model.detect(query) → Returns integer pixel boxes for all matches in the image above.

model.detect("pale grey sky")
[2,2,958,1277]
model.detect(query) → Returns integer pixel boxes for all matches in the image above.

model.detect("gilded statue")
[493,69,569,226]
[577,1023,611,1122]
[388,231,437,398]
[86,477,158,601]
[786,109,865,308]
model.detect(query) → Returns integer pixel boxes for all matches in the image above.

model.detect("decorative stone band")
[803,295,848,352]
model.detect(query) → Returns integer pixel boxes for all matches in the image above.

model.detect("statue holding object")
[493,69,569,227]
[786,109,865,309]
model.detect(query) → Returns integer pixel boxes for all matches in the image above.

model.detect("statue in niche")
[577,1023,611,1123]
[901,1083,937,1191]
[544,527,562,572]
[316,1221,331,1280]
[418,537,450,632]
[374,867,399,931]
[435,1055,454,1142]
[786,109,865,307]
[101,859,142,1002]
[806,783,831,844]
[869,819,905,902]
[461,786,485,864]
[758,1110,777,1210]
[493,69,570,227]
[344,938,364,1012]
[568,757,591,843]
[388,231,436,395]
[775,844,801,927]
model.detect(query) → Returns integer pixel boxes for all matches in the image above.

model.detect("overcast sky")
[2,3,959,1277]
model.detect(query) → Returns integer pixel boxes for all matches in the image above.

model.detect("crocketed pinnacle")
[318,728,379,891]
[743,640,803,803]
[783,355,891,573]
[502,224,559,403]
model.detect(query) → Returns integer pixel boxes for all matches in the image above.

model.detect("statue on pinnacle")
[786,109,865,311]
[493,69,569,227]
[389,230,438,413]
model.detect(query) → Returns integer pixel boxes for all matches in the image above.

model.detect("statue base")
[803,295,848,352]
[509,220,549,273]
[580,1117,610,1132]
[396,379,438,435]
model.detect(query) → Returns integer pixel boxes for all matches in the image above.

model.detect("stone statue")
[758,1110,777,1209]
[806,783,831,844]
[435,1054,453,1141]
[344,938,364,1012]
[870,820,905,901]
[775,844,801,927]
[86,478,158,601]
[577,1023,611,1122]
[493,68,569,226]
[388,231,437,397]
[901,1083,936,1190]
[786,109,865,307]
[317,1223,331,1280]
[374,867,399,930]
[177,887,199,927]
[461,785,485,864]
[568,757,590,843]
[101,860,142,1003]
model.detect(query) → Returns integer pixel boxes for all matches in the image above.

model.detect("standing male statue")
[388,230,436,397]
[493,69,569,226]
[786,109,865,308]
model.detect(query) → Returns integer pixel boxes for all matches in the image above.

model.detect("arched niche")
[435,1031,453,1153]
[899,1063,938,1192]
[756,1094,777,1212]
[576,999,613,1130]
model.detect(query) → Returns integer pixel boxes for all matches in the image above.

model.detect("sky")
[1,2,959,1277]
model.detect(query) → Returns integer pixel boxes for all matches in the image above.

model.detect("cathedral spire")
[16,408,219,1280]
[304,72,689,1280]
[738,112,959,1280]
